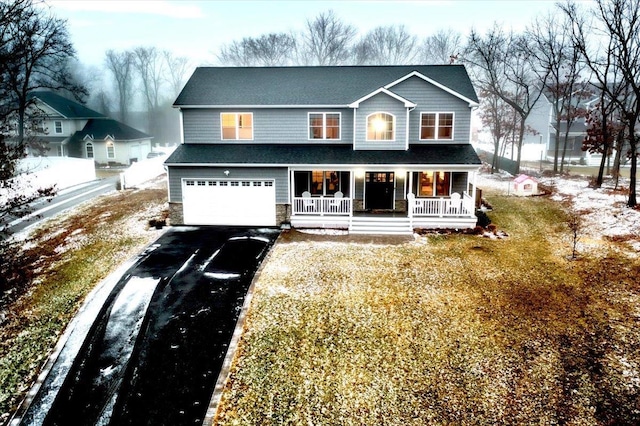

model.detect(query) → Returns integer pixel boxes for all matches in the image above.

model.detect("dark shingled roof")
[165,144,481,166]
[174,65,479,107]
[75,118,151,141]
[30,91,106,119]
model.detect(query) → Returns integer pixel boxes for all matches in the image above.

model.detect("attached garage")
[182,178,276,226]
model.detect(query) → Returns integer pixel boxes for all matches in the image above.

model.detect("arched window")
[366,112,394,141]
[85,142,94,159]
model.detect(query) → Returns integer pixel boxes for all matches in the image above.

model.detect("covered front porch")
[288,168,478,233]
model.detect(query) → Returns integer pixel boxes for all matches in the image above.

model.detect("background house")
[26,91,152,165]
[67,119,153,166]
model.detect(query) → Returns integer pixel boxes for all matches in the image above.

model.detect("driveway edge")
[203,232,283,425]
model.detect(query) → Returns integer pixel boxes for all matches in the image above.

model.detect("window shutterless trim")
[307,112,342,141]
[220,112,254,140]
[365,112,396,142]
[419,112,455,141]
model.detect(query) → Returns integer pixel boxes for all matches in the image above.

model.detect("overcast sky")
[45,0,570,68]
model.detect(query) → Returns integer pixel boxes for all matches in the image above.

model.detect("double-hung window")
[221,113,253,140]
[420,113,454,140]
[366,112,394,141]
[309,113,340,140]
[54,121,63,134]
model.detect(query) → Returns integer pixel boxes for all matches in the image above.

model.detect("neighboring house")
[67,119,153,165]
[521,92,553,162]
[25,91,152,165]
[165,65,482,234]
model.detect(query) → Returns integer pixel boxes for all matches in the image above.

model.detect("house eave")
[174,104,349,109]
[165,162,481,170]
[348,87,417,108]
[384,71,479,107]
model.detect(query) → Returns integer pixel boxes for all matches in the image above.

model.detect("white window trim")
[307,112,342,141]
[419,112,455,141]
[85,141,94,158]
[365,112,396,142]
[54,120,63,134]
[106,141,115,159]
[220,112,254,140]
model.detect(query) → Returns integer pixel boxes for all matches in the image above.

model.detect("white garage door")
[182,179,276,226]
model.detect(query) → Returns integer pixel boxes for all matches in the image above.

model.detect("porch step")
[348,216,414,235]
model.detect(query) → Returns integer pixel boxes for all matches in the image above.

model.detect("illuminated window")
[309,112,340,140]
[367,112,394,141]
[294,171,350,197]
[420,113,454,140]
[221,113,253,140]
[418,171,450,196]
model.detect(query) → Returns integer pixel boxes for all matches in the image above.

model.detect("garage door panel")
[182,179,276,226]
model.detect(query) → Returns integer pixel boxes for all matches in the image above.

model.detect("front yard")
[216,191,640,424]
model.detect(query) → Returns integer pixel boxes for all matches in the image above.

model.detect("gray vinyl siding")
[168,166,289,203]
[354,93,407,150]
[395,172,406,200]
[182,108,352,144]
[391,76,473,145]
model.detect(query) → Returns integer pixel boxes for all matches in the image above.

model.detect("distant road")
[4,176,120,236]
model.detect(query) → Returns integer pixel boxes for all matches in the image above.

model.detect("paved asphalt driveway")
[17,226,280,426]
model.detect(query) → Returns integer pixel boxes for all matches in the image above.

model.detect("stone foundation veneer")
[168,202,184,226]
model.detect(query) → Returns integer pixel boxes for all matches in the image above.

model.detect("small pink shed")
[513,174,538,196]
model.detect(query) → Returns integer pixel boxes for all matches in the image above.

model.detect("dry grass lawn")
[0,180,167,424]
[216,192,640,425]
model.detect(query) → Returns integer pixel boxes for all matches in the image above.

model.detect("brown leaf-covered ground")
[215,192,640,425]
[0,178,167,424]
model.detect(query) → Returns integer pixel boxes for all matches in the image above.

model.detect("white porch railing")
[292,196,352,215]
[408,192,474,218]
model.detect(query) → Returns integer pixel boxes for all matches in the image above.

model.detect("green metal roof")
[30,91,106,119]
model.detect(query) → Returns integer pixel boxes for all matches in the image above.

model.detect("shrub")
[475,210,492,228]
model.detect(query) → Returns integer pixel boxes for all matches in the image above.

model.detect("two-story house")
[165,65,481,234]
[27,91,153,165]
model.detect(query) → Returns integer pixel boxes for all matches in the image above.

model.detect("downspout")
[352,107,357,151]
[179,109,185,145]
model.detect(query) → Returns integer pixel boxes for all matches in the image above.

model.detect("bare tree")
[298,10,356,65]
[217,33,296,66]
[465,24,548,174]
[105,49,135,123]
[163,51,190,98]
[561,0,640,207]
[2,0,85,142]
[421,29,462,64]
[352,25,418,65]
[133,46,166,135]
[478,89,520,173]
[1,0,57,297]
[528,12,590,174]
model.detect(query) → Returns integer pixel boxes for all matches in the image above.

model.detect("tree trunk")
[515,120,525,175]
[596,148,607,188]
[553,116,561,173]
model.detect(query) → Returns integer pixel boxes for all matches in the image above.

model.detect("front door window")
[365,172,394,209]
